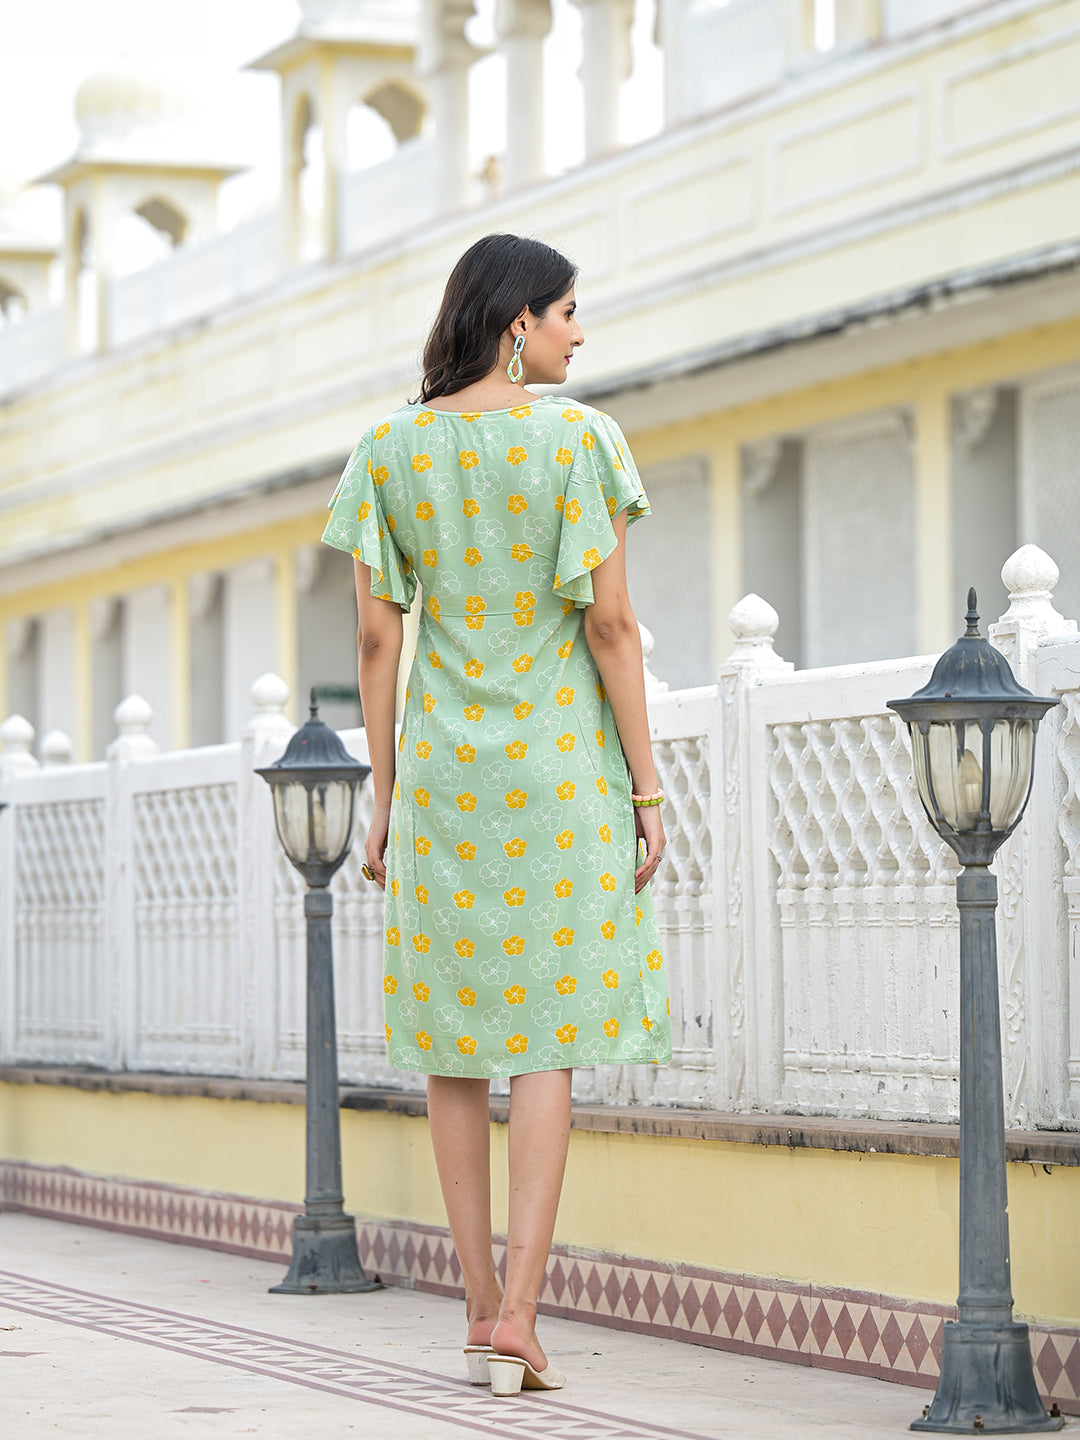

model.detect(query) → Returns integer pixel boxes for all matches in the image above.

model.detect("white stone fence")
[2,545,1080,1128]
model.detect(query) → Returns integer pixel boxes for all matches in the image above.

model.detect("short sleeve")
[321,432,417,612]
[553,411,650,607]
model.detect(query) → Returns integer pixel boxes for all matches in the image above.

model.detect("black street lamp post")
[256,691,381,1295]
[889,593,1061,1434]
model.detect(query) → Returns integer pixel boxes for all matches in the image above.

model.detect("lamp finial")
[309,686,319,721]
[964,589,980,637]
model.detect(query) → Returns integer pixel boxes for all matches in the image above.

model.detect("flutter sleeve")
[553,410,650,607]
[321,431,417,612]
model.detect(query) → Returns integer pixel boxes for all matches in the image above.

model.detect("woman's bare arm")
[354,557,404,888]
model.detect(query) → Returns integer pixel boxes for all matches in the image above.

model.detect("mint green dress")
[322,397,671,1078]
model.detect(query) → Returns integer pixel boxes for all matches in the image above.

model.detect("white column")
[122,585,173,751]
[495,0,552,190]
[38,606,78,744]
[571,0,634,160]
[223,558,278,742]
[421,0,482,212]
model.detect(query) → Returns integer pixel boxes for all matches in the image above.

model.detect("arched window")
[291,92,326,261]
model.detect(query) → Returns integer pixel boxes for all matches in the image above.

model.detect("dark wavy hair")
[418,234,577,403]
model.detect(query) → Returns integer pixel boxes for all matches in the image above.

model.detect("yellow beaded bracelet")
[631,789,664,807]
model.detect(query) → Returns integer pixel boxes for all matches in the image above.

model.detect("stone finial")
[726,593,792,672]
[41,730,74,766]
[244,672,295,749]
[997,545,1077,640]
[0,713,40,777]
[107,694,158,761]
[638,622,669,698]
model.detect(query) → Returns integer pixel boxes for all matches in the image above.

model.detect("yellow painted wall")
[3,1081,1077,1328]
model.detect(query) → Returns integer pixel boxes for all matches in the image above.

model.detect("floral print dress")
[322,396,671,1078]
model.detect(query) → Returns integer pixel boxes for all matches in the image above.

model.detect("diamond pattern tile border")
[3,1160,1077,1416]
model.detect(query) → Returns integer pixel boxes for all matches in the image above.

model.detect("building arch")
[0,274,27,320]
[132,196,189,247]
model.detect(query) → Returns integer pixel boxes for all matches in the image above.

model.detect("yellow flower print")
[597,681,607,700]
[457,986,476,1007]
[464,547,483,567]
[600,872,616,892]
[423,693,436,713]
[427,595,441,620]
[465,595,486,615]
[427,652,443,671]
[595,729,606,748]
[556,1023,578,1044]
[561,408,584,422]
[506,1034,529,1055]
[507,493,528,514]
[394,780,401,800]
[554,878,573,898]
[372,465,389,485]
[602,969,619,989]
[455,938,475,959]
[505,739,528,759]
[456,792,478,813]
[412,981,430,1002]
[422,548,438,567]
[514,610,534,628]
[459,449,479,468]
[464,704,485,721]
[512,654,533,674]
[413,934,431,954]
[457,1035,477,1055]
[509,404,532,419]
[462,497,480,517]
[555,829,574,850]
[465,616,485,632]
[374,422,391,440]
[555,971,577,991]
[511,543,532,562]
[513,701,534,720]
[583,547,603,570]
[503,985,527,1005]
[603,1018,620,1038]
[556,687,575,707]
[646,949,664,971]
[582,431,596,450]
[554,496,564,514]
[505,789,528,810]
[384,973,398,993]
[415,835,431,855]
[635,905,644,927]
[417,1030,433,1050]
[503,934,525,956]
[415,885,429,905]
[461,411,481,422]
[557,640,574,659]
[555,447,573,466]
[386,514,397,533]
[504,837,527,858]
[601,920,616,940]
[414,786,431,807]
[416,499,435,520]
[556,732,576,752]
[385,1023,393,1043]
[357,501,372,521]
[465,658,484,677]
[456,743,476,763]
[454,890,476,910]
[564,498,582,524]
[561,599,576,617]
[414,410,435,427]
[596,776,608,796]
[504,887,526,907]
[606,494,618,517]
[412,455,433,474]
[366,458,373,475]
[613,454,625,470]
[390,878,400,896]
[398,733,405,754]
[515,590,537,610]
[641,1016,654,1031]
[556,781,576,801]
[456,841,477,861]
[506,446,527,465]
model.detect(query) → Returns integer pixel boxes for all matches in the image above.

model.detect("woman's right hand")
[365,804,391,890]
[634,802,666,893]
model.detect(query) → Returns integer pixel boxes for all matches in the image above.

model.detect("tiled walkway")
[0,1213,1043,1440]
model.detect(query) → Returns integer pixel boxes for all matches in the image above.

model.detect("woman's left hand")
[365,805,391,890]
[633,803,665,893]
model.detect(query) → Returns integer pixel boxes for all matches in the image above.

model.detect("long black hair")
[418,234,577,403]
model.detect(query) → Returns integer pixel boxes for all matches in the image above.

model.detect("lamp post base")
[911,1321,1062,1432]
[270,1213,383,1295]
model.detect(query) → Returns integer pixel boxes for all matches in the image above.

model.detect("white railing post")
[990,545,1078,1126]
[103,696,157,1069]
[40,730,74,767]
[239,674,294,1079]
[0,715,39,1064]
[717,595,793,1110]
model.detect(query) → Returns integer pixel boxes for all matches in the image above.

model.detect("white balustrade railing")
[3,546,1080,1127]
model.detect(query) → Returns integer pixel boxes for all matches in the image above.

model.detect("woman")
[322,233,670,1397]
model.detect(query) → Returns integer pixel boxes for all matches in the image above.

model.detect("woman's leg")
[426,1075,502,1346]
[490,1067,572,1371]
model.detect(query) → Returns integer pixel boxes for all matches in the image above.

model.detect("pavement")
[0,1213,1066,1440]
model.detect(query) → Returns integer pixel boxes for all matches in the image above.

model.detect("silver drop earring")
[506,334,525,384]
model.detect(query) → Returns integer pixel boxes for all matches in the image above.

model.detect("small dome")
[74,55,187,144]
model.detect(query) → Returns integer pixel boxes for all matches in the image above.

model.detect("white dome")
[74,56,188,144]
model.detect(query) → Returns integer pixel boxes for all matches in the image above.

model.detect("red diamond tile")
[417,1239,432,1275]
[682,1283,701,1329]
[1063,1338,1080,1397]
[640,1275,662,1321]
[834,1305,857,1357]
[547,1258,567,1303]
[622,1272,641,1317]
[743,1294,766,1341]
[700,1284,722,1334]
[879,1314,906,1366]
[788,1299,810,1350]
[402,1237,417,1273]
[765,1294,788,1344]
[602,1268,621,1314]
[660,1277,682,1324]
[856,1308,880,1359]
[722,1286,744,1336]
[566,1263,584,1303]
[906,1317,930,1371]
[583,1266,604,1310]
[1038,1336,1064,1391]
[810,1301,832,1353]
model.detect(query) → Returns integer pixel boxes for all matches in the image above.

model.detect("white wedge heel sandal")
[463,1345,494,1385]
[486,1354,566,1396]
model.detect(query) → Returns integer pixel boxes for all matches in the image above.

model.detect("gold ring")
[361,864,375,881]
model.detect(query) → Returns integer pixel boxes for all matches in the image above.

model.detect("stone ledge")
[3,1065,1078,1165]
